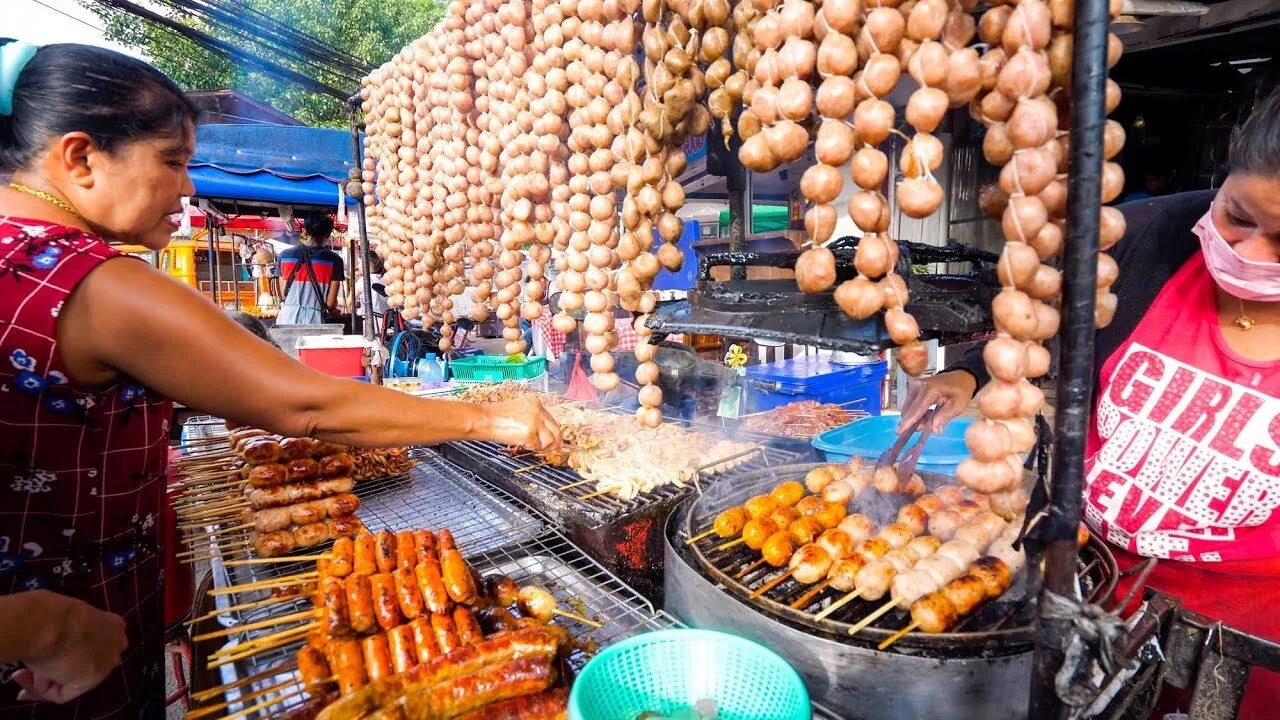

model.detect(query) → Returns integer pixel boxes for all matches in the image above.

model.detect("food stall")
[171,0,1280,718]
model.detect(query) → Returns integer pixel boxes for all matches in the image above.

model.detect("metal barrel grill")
[441,438,802,602]
[664,463,1117,719]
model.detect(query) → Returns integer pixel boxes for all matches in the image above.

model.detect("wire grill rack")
[678,462,1117,657]
[194,448,680,719]
[445,440,803,526]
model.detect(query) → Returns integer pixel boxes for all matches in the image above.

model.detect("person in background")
[0,39,559,719]
[357,253,389,331]
[1120,158,1175,204]
[900,86,1280,719]
[275,214,343,324]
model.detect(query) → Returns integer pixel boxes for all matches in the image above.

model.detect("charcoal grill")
[440,439,802,602]
[663,463,1117,719]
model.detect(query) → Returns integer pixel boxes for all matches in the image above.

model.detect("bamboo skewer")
[192,609,318,643]
[552,609,602,628]
[171,477,245,496]
[208,621,318,658]
[209,684,310,720]
[176,539,248,558]
[513,462,549,474]
[185,594,301,627]
[220,555,329,567]
[684,528,715,545]
[848,599,899,635]
[578,489,616,500]
[207,624,315,669]
[734,558,766,580]
[182,524,253,544]
[715,538,745,552]
[558,478,593,491]
[878,620,920,650]
[749,568,794,600]
[189,659,296,702]
[187,675,324,720]
[181,546,254,565]
[813,590,861,621]
[791,579,831,610]
[207,571,318,596]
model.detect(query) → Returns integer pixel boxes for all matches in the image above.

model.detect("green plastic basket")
[448,354,546,382]
[568,630,810,720]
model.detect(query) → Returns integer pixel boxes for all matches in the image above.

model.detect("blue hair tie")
[0,40,39,117]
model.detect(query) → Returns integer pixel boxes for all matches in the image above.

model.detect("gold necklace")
[7,183,86,223]
[1235,297,1256,331]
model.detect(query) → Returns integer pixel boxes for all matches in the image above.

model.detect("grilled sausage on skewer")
[431,612,462,654]
[395,531,418,572]
[386,625,418,674]
[247,462,288,488]
[415,560,452,614]
[409,616,440,663]
[453,606,484,645]
[413,530,438,565]
[374,530,397,574]
[368,573,400,631]
[361,634,393,682]
[441,547,479,605]
[319,452,355,478]
[320,576,351,636]
[344,575,376,633]
[330,638,366,695]
[393,568,426,620]
[328,537,354,578]
[297,646,332,691]
[353,531,377,576]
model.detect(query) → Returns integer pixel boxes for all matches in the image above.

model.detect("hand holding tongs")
[876,403,944,486]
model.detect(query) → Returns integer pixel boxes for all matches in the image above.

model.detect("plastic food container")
[295,335,370,378]
[568,629,810,720]
[448,354,547,382]
[744,355,887,415]
[811,414,974,476]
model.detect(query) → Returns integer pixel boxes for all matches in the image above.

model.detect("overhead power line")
[92,0,354,99]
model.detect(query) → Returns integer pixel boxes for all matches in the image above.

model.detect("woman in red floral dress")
[0,40,560,719]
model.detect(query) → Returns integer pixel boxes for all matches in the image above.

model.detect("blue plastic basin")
[812,414,974,476]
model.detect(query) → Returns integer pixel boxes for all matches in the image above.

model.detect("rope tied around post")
[1040,588,1139,716]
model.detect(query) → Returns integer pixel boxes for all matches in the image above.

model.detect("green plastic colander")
[568,629,810,720]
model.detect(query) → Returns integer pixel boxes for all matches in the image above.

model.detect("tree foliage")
[83,0,446,127]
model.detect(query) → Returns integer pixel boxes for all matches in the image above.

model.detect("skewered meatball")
[821,480,854,505]
[896,504,929,535]
[968,556,1014,598]
[936,540,981,570]
[815,529,855,561]
[837,514,876,544]
[714,507,750,538]
[517,586,557,623]
[827,556,868,592]
[742,518,780,550]
[856,537,893,562]
[814,501,848,530]
[911,592,959,633]
[744,495,780,519]
[761,531,798,568]
[789,544,834,584]
[873,465,901,493]
[942,575,989,616]
[905,535,942,559]
[769,481,805,508]
[854,559,896,601]
[769,506,803,528]
[805,467,836,494]
[877,523,915,549]
[795,496,826,516]
[789,516,824,546]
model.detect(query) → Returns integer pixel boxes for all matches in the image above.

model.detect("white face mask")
[1194,208,1280,302]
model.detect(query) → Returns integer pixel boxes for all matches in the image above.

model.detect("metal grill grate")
[195,449,679,718]
[445,440,803,526]
[679,462,1116,655]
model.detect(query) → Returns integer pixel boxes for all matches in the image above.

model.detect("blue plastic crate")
[744,356,887,415]
[812,414,974,476]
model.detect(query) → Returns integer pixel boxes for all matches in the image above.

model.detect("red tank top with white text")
[1085,251,1280,567]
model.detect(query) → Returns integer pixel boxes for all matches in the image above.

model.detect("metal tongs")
[875,403,944,486]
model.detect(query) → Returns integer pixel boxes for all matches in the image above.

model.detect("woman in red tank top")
[0,40,562,718]
[900,89,1280,717]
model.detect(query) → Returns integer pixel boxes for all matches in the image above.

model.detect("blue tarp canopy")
[190,124,359,207]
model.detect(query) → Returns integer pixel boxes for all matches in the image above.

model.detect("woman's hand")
[898,371,978,435]
[482,398,562,452]
[8,591,127,704]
